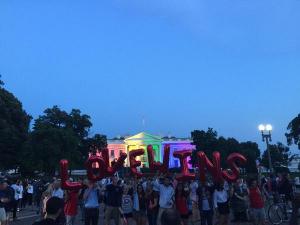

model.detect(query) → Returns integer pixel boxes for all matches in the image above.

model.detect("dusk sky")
[1,0,300,151]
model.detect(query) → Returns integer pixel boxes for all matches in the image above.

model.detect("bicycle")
[268,194,292,225]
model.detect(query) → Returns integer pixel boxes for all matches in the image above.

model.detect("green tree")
[261,142,291,171]
[191,128,218,158]
[191,128,260,173]
[81,134,107,158]
[22,106,96,175]
[0,76,31,170]
[239,141,260,173]
[286,114,300,149]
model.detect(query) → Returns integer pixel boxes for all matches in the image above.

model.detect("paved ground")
[8,206,292,225]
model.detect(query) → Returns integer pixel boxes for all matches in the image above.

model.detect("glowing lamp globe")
[266,124,273,131]
[258,124,265,131]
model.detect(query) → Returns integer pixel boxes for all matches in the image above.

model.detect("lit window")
[174,159,179,168]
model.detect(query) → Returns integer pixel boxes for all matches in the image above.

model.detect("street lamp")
[258,124,273,173]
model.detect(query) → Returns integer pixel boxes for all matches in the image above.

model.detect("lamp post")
[259,124,273,173]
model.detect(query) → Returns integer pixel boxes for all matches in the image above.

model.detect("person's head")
[88,180,96,188]
[137,184,144,194]
[163,176,172,186]
[53,180,61,190]
[204,186,211,197]
[282,173,289,181]
[45,197,64,219]
[123,185,130,195]
[215,182,224,191]
[176,182,184,194]
[0,179,5,190]
[146,182,153,193]
[83,179,89,186]
[2,180,8,189]
[236,178,242,185]
[112,176,118,186]
[250,179,258,188]
[161,209,183,225]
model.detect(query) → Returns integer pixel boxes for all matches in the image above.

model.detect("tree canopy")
[286,114,300,149]
[0,75,32,170]
[261,142,293,172]
[191,128,260,173]
[21,106,106,175]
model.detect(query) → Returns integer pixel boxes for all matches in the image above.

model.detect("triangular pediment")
[125,132,162,142]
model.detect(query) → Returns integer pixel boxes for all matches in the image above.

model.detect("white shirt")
[213,190,228,208]
[52,188,64,199]
[18,185,23,199]
[27,185,33,194]
[189,181,199,202]
[11,184,21,200]
[202,198,211,211]
[154,180,175,208]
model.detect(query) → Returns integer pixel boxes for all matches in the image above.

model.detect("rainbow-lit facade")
[107,132,195,168]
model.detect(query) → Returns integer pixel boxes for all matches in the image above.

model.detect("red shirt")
[64,191,78,216]
[249,187,264,209]
[176,195,189,215]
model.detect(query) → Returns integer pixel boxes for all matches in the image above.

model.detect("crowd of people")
[0,172,296,225]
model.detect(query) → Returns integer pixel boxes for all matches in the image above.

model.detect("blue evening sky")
[1,0,300,151]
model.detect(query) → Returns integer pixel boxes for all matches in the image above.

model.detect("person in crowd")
[213,182,230,225]
[83,181,100,225]
[154,175,175,225]
[21,180,28,209]
[104,176,123,225]
[120,184,134,225]
[175,182,189,225]
[17,181,23,211]
[197,185,214,225]
[145,182,158,225]
[4,180,14,225]
[161,208,183,225]
[27,182,34,207]
[260,177,270,201]
[248,179,265,225]
[278,173,293,202]
[10,180,20,220]
[267,174,278,200]
[41,189,52,219]
[34,180,47,215]
[64,189,78,225]
[49,181,65,225]
[133,183,147,225]
[0,179,11,225]
[32,197,64,225]
[78,179,87,222]
[231,179,248,224]
[189,179,200,224]
[52,181,64,199]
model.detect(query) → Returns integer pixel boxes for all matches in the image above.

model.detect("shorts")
[124,213,133,218]
[0,208,6,221]
[133,209,146,217]
[251,208,265,223]
[217,202,230,215]
[180,214,189,219]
